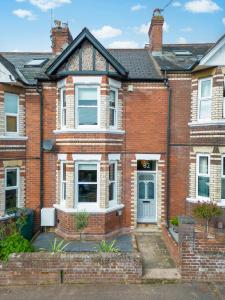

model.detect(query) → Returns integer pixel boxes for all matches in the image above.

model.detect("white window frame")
[60,88,67,128]
[4,93,19,135]
[75,85,100,129]
[109,161,117,207]
[196,153,210,200]
[221,155,225,201]
[198,77,212,121]
[4,167,20,211]
[109,87,118,129]
[223,76,225,119]
[60,161,67,206]
[74,161,100,210]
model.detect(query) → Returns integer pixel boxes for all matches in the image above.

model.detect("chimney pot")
[51,20,73,55]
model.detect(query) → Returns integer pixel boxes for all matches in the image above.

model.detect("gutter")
[36,81,44,224]
[164,72,172,228]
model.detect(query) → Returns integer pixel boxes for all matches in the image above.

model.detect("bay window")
[60,161,67,204]
[5,168,19,211]
[221,156,225,200]
[60,88,66,128]
[76,86,99,127]
[109,89,117,128]
[4,93,19,134]
[197,154,210,199]
[109,162,117,206]
[198,78,212,121]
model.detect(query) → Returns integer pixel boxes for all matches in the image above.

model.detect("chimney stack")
[148,9,164,53]
[51,20,73,55]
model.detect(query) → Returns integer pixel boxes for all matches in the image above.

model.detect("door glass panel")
[138,182,145,199]
[139,174,154,181]
[147,182,154,199]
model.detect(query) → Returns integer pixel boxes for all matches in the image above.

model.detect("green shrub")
[96,240,120,253]
[0,233,33,262]
[74,211,89,240]
[48,238,70,253]
[170,216,179,226]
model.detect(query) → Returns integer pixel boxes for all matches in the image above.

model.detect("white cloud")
[185,0,221,13]
[92,26,122,39]
[13,9,36,20]
[223,18,225,25]
[135,21,169,34]
[172,1,182,7]
[28,0,71,11]
[108,41,139,48]
[163,21,169,32]
[131,4,146,11]
[176,37,188,43]
[16,0,26,2]
[181,26,193,32]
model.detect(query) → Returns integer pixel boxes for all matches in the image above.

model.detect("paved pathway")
[0,283,224,300]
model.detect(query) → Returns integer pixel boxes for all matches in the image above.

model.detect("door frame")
[137,169,158,223]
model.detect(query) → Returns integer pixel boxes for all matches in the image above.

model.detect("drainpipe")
[36,81,44,228]
[164,72,172,228]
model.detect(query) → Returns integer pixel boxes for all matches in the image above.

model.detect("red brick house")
[0,10,224,239]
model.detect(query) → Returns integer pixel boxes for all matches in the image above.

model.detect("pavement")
[32,232,133,252]
[0,283,225,300]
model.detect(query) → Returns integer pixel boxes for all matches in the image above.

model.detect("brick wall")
[0,252,142,285]
[179,222,225,282]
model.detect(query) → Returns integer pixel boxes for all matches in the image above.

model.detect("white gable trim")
[200,36,225,66]
[0,62,16,83]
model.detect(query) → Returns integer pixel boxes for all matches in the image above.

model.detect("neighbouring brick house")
[0,9,224,239]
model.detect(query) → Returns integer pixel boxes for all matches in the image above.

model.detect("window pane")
[78,164,97,182]
[78,184,97,203]
[147,182,154,199]
[221,178,225,200]
[198,176,209,197]
[109,163,115,181]
[62,163,66,181]
[199,99,211,119]
[110,108,115,126]
[78,107,97,125]
[222,157,225,176]
[62,90,66,107]
[62,109,66,126]
[6,116,17,132]
[201,79,211,98]
[109,90,116,107]
[109,182,115,201]
[4,94,18,114]
[139,182,145,199]
[62,182,66,201]
[5,189,17,210]
[199,156,208,174]
[6,169,17,187]
[78,88,97,106]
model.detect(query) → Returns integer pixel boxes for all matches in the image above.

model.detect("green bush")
[0,233,34,262]
[74,211,89,240]
[96,240,120,253]
[170,216,179,226]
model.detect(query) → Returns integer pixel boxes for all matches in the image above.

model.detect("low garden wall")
[0,252,142,285]
[179,222,225,282]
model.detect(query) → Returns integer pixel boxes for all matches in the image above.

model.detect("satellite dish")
[43,139,55,151]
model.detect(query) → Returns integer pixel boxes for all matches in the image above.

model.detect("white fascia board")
[72,76,102,84]
[200,36,225,66]
[135,154,161,161]
[72,154,102,161]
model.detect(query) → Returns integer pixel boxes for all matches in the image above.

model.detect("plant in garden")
[193,202,222,236]
[74,211,89,240]
[170,216,179,226]
[48,238,71,253]
[0,233,34,262]
[96,240,120,253]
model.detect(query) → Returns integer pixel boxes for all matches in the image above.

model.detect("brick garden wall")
[0,252,142,285]
[179,222,225,282]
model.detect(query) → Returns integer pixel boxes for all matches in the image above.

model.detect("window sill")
[53,129,125,135]
[189,120,225,127]
[53,203,124,214]
[0,136,28,141]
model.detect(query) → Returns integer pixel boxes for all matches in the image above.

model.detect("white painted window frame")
[196,153,210,200]
[60,161,67,206]
[75,85,100,129]
[4,167,20,211]
[198,77,212,122]
[109,87,118,129]
[74,161,100,210]
[109,160,118,207]
[60,87,67,128]
[221,155,225,201]
[4,93,19,136]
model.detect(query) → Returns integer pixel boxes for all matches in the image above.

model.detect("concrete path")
[0,283,224,300]
[136,232,181,281]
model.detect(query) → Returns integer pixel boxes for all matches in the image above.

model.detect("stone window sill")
[53,129,125,135]
[188,120,225,127]
[53,203,124,214]
[0,136,28,141]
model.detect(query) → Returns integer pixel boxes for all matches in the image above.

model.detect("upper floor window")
[76,86,99,127]
[5,168,19,211]
[4,93,19,134]
[60,88,66,128]
[109,161,117,206]
[60,161,67,205]
[109,89,117,128]
[197,154,210,199]
[221,156,225,200]
[198,78,212,121]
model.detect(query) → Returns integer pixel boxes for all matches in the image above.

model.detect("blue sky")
[0,0,224,52]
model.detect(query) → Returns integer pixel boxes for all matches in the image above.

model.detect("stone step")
[142,268,181,284]
[134,224,162,234]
